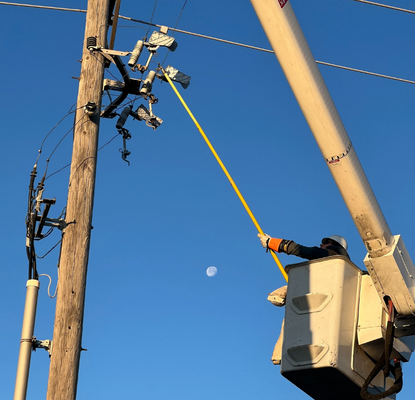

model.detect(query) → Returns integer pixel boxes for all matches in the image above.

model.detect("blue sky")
[1,1,415,399]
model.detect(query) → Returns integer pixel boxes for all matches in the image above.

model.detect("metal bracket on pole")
[35,198,67,238]
[32,338,53,357]
[89,47,131,66]
[117,128,132,165]
[88,46,131,58]
[100,55,132,119]
[35,215,67,237]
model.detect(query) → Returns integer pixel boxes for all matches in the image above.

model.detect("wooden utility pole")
[46,1,111,398]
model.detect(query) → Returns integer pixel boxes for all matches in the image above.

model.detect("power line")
[1,1,414,85]
[2,0,414,15]
[118,16,415,85]
[161,0,188,66]
[124,16,415,85]
[145,0,158,39]
[0,1,85,12]
[314,61,415,85]
[351,0,415,14]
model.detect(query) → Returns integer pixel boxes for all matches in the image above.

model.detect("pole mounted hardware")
[128,31,178,73]
[100,55,131,119]
[134,104,163,130]
[115,105,133,130]
[117,103,163,130]
[128,40,144,68]
[32,338,53,357]
[86,27,190,167]
[86,30,177,69]
[84,101,97,116]
[34,198,67,239]
[88,28,190,121]
[35,215,67,236]
[116,106,133,165]
[118,128,132,165]
[156,65,191,89]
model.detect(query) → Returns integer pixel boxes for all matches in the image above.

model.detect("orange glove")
[268,238,283,252]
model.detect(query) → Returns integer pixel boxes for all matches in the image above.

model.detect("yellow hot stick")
[163,70,288,282]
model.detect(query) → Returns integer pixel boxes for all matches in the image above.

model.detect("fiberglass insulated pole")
[162,68,288,282]
[14,280,40,400]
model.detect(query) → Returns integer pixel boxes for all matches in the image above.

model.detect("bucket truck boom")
[250,0,415,398]
[249,0,415,316]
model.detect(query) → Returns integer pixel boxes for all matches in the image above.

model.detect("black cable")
[67,156,97,189]
[46,131,124,181]
[36,239,62,259]
[47,116,88,161]
[45,163,71,181]
[26,164,38,280]
[160,0,188,66]
[38,103,77,156]
[98,133,119,151]
[27,210,38,279]
[145,0,158,40]
[35,227,54,240]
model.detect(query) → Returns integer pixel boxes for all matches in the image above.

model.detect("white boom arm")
[250,0,415,315]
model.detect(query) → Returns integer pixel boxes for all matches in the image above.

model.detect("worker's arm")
[258,234,332,260]
[282,241,330,260]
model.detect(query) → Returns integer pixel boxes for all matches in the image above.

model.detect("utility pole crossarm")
[46,1,111,399]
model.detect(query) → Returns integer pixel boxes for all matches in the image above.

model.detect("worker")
[257,234,350,364]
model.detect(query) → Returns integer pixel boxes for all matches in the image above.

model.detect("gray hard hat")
[322,235,348,251]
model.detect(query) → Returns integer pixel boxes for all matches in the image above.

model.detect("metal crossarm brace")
[35,198,55,238]
[100,55,131,118]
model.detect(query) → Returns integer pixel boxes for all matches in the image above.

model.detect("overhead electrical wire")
[351,0,415,14]
[44,98,138,182]
[1,1,414,85]
[172,0,188,30]
[0,1,85,12]
[122,18,415,85]
[36,240,62,259]
[160,0,188,66]
[313,61,415,85]
[38,103,77,155]
[2,1,414,15]
[40,53,124,181]
[46,133,120,181]
[145,0,158,39]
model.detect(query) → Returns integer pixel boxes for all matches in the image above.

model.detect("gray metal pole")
[14,279,40,400]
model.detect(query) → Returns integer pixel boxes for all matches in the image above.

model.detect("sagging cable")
[162,67,287,282]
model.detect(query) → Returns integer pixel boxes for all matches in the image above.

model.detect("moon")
[206,266,217,277]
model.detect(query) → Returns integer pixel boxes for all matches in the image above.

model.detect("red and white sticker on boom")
[278,0,288,8]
